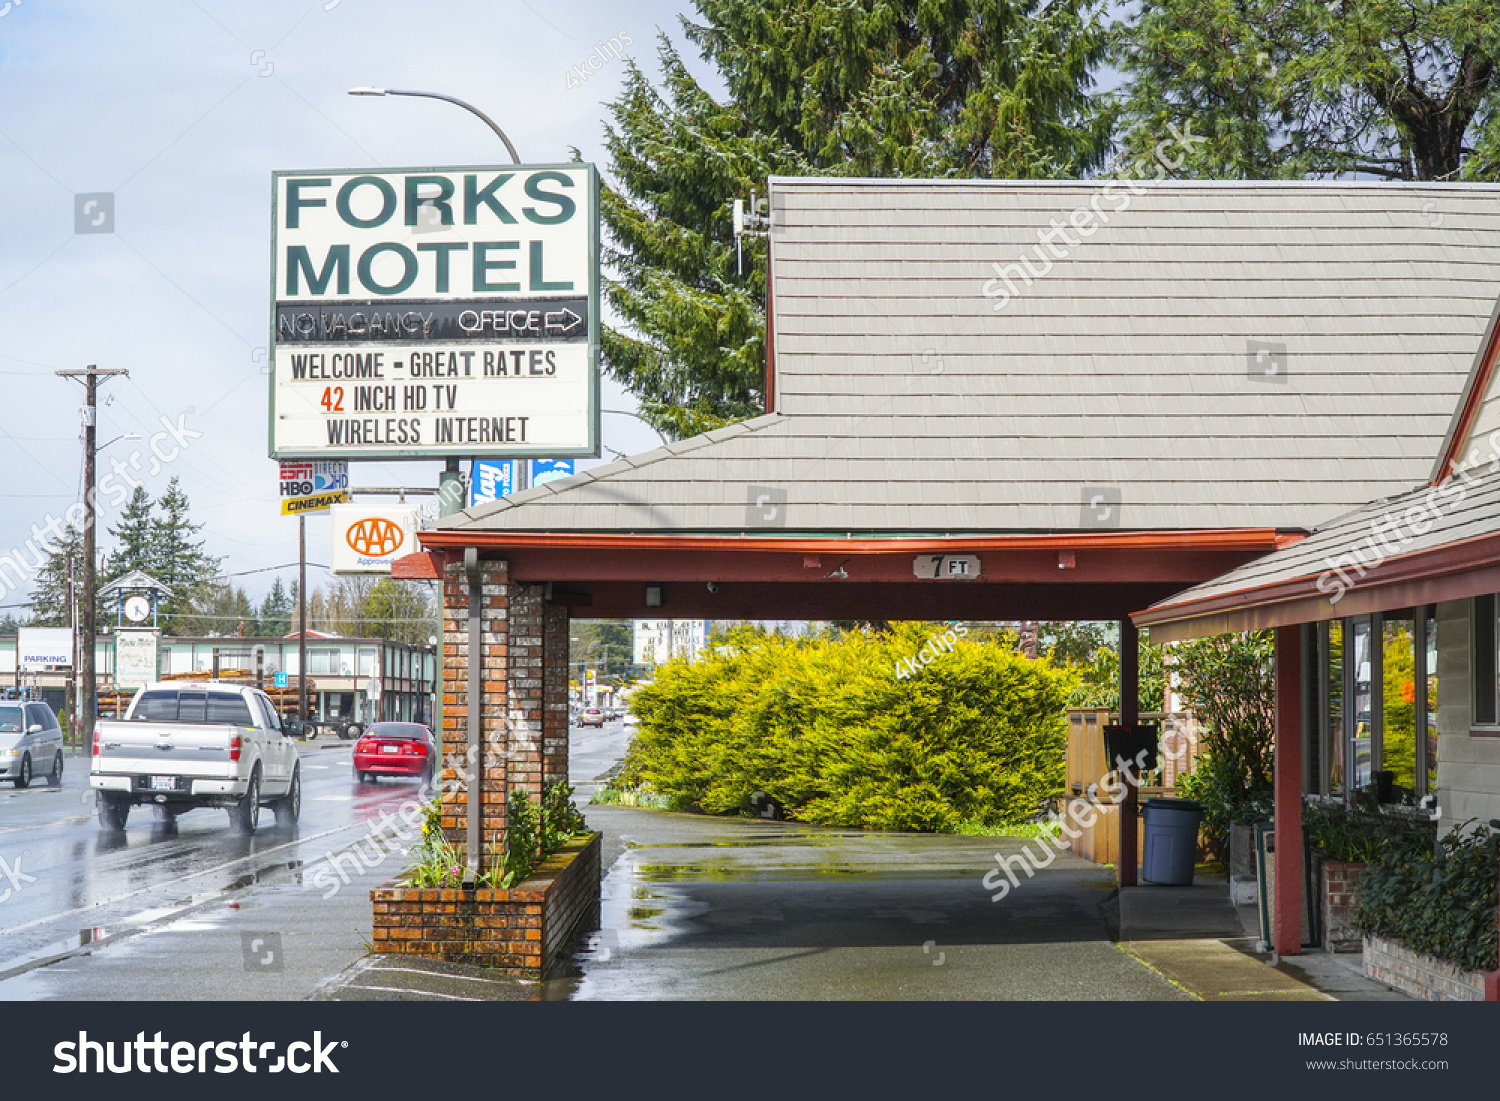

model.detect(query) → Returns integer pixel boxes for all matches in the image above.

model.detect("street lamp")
[347,87,521,165]
[347,85,524,507]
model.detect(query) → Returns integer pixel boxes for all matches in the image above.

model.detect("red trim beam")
[391,551,445,580]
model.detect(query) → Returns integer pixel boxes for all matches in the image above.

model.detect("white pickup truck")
[90,681,301,833]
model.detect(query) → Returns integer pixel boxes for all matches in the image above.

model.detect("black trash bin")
[1141,797,1204,885]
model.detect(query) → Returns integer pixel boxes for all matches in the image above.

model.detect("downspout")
[464,547,482,884]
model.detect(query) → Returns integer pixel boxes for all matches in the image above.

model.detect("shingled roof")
[434,180,1500,537]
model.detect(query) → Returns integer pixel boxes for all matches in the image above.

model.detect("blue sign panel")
[530,458,575,486]
[274,672,289,688]
[469,460,516,507]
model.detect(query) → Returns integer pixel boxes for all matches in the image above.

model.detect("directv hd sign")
[268,164,600,462]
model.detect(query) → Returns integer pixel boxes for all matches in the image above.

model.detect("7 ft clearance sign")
[268,164,599,461]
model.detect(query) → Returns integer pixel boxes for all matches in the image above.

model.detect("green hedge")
[1354,823,1498,974]
[618,624,1076,831]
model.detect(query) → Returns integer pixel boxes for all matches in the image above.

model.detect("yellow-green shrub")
[620,624,1075,831]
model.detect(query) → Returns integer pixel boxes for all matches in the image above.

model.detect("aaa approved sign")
[330,504,419,575]
[268,163,599,461]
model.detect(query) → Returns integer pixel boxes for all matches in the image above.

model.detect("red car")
[354,722,436,784]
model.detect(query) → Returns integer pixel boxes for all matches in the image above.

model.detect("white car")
[90,682,301,833]
[0,699,64,788]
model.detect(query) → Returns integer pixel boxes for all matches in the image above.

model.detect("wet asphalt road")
[0,738,425,999]
[1,723,1188,1000]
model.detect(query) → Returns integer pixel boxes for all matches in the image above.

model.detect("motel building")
[385,178,1500,987]
[0,631,437,731]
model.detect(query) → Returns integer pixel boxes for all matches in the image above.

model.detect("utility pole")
[66,554,76,742]
[298,514,308,725]
[56,365,129,749]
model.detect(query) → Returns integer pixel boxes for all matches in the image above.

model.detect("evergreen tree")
[259,577,294,637]
[146,477,223,634]
[1112,0,1500,181]
[185,583,256,637]
[602,1,1113,438]
[26,526,87,629]
[102,486,154,584]
[0,613,23,635]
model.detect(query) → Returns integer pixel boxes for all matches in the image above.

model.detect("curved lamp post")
[347,87,521,165]
[349,87,524,506]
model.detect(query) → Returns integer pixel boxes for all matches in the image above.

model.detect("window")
[0,705,23,733]
[1326,619,1345,796]
[255,694,282,732]
[130,690,253,725]
[1307,609,1438,804]
[1382,615,1417,793]
[1350,617,1374,790]
[1425,607,1438,791]
[1474,593,1499,726]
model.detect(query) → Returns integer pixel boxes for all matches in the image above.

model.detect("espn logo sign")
[329,504,418,575]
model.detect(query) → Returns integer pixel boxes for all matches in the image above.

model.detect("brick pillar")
[543,605,570,787]
[507,582,546,805]
[440,557,508,861]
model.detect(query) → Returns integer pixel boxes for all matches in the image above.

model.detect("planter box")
[370,832,601,977]
[1319,859,1366,953]
[1363,934,1488,1002]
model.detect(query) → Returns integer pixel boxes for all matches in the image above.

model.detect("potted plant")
[1304,802,1435,952]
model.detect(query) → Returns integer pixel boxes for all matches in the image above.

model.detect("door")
[255,693,294,793]
[25,705,60,773]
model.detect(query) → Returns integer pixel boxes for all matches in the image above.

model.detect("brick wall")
[543,604,570,787]
[370,832,602,976]
[1363,934,1486,1001]
[507,581,546,804]
[1320,860,1366,952]
[440,558,509,859]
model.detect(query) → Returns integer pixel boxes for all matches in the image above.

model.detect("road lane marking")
[0,815,93,835]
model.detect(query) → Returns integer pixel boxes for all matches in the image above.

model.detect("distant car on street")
[0,699,64,789]
[354,722,436,784]
[579,707,605,728]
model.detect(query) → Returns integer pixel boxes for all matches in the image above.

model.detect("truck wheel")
[13,754,30,789]
[97,794,129,831]
[232,770,261,834]
[275,767,301,825]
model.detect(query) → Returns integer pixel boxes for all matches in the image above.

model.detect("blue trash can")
[1141,798,1204,885]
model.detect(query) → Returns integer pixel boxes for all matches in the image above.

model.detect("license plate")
[381,744,399,754]
[150,776,176,791]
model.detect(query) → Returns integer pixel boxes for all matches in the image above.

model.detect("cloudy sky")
[0,0,712,614]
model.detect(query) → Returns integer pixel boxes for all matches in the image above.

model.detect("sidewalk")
[1117,874,1410,1001]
